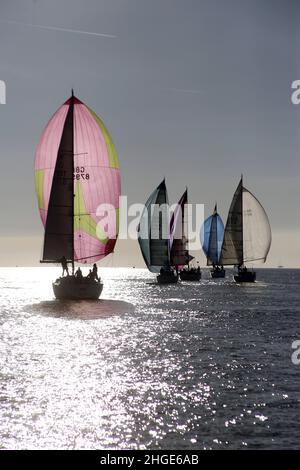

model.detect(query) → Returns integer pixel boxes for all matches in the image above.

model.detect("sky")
[0,0,299,267]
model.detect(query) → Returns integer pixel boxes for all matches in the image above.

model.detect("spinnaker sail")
[201,204,224,265]
[220,177,271,266]
[35,92,121,265]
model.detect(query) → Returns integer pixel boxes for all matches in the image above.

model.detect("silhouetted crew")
[87,269,93,279]
[92,263,99,281]
[75,267,83,279]
[61,256,69,277]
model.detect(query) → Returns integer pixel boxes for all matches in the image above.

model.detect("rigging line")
[75,252,114,262]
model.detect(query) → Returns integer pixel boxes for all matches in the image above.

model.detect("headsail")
[220,177,271,265]
[170,189,189,266]
[35,93,121,264]
[242,188,271,263]
[201,204,224,265]
[138,180,170,273]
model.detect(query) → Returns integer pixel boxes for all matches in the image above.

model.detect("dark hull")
[157,273,178,284]
[179,271,201,281]
[211,269,226,279]
[53,276,103,300]
[234,271,256,283]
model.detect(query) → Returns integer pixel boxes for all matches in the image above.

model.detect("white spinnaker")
[243,188,272,263]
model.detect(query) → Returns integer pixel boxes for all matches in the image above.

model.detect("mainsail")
[138,180,170,273]
[35,92,121,265]
[170,189,189,266]
[220,177,271,266]
[201,204,224,265]
[219,179,243,265]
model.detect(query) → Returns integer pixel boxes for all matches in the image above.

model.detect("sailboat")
[137,180,178,284]
[201,204,225,278]
[170,189,201,281]
[35,91,120,299]
[219,176,271,283]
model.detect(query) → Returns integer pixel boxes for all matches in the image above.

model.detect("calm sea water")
[0,267,299,450]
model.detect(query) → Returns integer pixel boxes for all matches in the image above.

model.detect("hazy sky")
[0,0,299,267]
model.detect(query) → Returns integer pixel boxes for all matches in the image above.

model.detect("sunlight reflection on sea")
[0,267,300,449]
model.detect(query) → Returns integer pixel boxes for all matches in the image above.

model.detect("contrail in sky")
[0,19,117,38]
[169,88,203,95]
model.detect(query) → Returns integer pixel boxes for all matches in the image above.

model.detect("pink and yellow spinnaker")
[35,93,121,264]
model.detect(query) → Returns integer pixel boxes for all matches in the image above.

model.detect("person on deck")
[75,267,83,279]
[92,263,99,281]
[87,269,93,279]
[61,256,69,277]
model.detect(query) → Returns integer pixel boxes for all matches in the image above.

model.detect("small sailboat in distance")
[138,180,178,284]
[201,204,225,278]
[170,189,201,281]
[219,176,271,283]
[35,91,120,299]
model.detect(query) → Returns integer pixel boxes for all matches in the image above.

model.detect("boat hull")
[179,271,201,281]
[234,271,256,283]
[211,269,226,279]
[157,273,178,284]
[53,276,103,300]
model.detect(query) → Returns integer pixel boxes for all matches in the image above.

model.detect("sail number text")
[74,166,90,180]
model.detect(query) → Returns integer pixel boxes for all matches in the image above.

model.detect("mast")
[213,203,218,265]
[185,187,189,269]
[240,174,244,266]
[71,89,75,274]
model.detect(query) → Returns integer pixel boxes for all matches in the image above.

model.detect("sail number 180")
[74,166,90,180]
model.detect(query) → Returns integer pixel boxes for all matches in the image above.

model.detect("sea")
[0,267,299,450]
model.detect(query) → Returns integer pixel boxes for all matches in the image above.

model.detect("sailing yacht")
[137,180,178,284]
[201,204,225,278]
[170,189,201,281]
[34,91,120,299]
[219,176,271,283]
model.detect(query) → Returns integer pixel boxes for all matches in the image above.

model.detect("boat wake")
[24,299,134,320]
